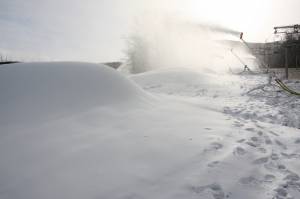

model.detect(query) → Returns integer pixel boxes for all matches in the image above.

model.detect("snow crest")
[0,62,147,126]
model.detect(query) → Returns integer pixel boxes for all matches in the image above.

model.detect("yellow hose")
[275,79,300,96]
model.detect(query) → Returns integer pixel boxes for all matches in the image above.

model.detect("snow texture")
[0,62,147,127]
[0,62,300,199]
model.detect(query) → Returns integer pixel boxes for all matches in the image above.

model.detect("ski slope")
[0,62,299,199]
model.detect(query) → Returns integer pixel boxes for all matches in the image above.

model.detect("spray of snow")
[121,15,257,74]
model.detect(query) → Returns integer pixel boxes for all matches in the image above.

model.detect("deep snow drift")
[0,62,300,199]
[0,62,147,126]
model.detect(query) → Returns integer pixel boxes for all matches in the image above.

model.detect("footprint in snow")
[237,139,246,143]
[189,183,226,199]
[203,142,223,154]
[294,138,300,144]
[253,157,269,165]
[210,142,223,150]
[233,121,244,128]
[270,153,280,161]
[273,187,289,199]
[250,136,260,143]
[240,175,276,188]
[246,141,258,148]
[264,161,286,172]
[233,147,247,156]
[281,153,300,159]
[278,164,287,171]
[239,176,260,186]
[271,171,300,198]
[272,175,299,199]
[244,127,256,132]
[257,147,267,154]
[275,140,287,150]
[284,172,300,182]
[264,174,276,183]
[257,131,264,136]
[264,136,273,145]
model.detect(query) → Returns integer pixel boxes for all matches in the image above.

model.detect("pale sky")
[0,0,300,62]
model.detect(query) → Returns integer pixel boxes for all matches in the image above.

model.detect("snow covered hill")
[0,62,299,199]
[0,62,147,127]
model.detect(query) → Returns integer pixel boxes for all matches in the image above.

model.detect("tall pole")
[285,47,289,79]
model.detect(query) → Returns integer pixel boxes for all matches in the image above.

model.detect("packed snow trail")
[0,63,300,199]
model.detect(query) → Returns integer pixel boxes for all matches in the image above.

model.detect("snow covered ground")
[0,62,300,199]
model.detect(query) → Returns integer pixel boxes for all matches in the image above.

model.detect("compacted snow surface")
[0,62,300,199]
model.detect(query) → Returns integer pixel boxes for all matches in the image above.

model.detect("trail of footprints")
[188,183,227,199]
[196,119,300,199]
[233,123,300,199]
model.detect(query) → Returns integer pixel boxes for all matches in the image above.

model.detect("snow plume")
[201,24,241,37]
[122,15,254,74]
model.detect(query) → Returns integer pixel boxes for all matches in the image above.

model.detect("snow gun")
[239,32,267,70]
[240,32,243,40]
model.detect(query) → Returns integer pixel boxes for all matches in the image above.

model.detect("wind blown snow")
[0,16,300,199]
[120,16,258,74]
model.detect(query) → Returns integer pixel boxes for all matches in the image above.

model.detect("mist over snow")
[1,0,300,62]
[0,0,189,62]
[121,15,257,74]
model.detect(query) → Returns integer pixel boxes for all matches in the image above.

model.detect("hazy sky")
[0,0,300,62]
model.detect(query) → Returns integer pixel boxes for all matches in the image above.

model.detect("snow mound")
[131,68,242,98]
[0,62,146,126]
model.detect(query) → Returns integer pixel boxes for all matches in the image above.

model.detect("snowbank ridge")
[0,62,145,125]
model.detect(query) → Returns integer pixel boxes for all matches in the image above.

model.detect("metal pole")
[231,49,247,67]
[241,38,266,68]
[285,47,289,79]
